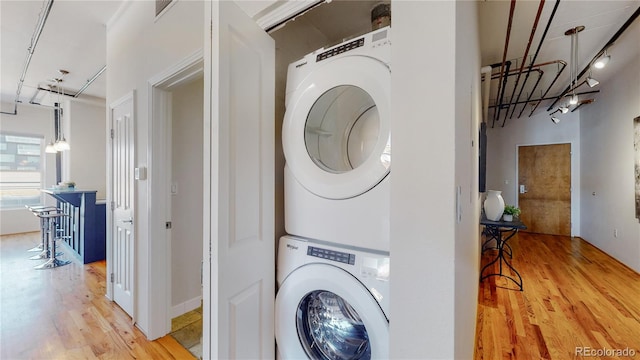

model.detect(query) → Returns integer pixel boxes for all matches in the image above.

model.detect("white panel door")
[111,94,135,317]
[207,1,275,358]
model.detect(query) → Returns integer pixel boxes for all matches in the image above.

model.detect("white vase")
[503,214,513,222]
[484,190,505,221]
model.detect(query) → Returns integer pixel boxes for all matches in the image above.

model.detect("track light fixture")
[593,50,610,69]
[550,108,562,124]
[559,106,569,114]
[586,76,600,88]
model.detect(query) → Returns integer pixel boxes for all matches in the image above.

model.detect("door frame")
[515,141,578,236]
[106,90,136,312]
[147,50,204,339]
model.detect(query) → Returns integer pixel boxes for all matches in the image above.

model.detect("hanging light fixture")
[586,70,600,88]
[550,108,562,124]
[53,71,70,151]
[593,50,610,69]
[559,106,569,114]
[45,141,57,153]
[565,26,584,106]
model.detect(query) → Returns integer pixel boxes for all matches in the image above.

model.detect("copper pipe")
[492,0,517,128]
[488,89,600,108]
[501,0,546,127]
[509,0,560,120]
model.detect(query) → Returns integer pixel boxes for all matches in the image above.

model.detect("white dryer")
[275,235,390,359]
[283,27,391,251]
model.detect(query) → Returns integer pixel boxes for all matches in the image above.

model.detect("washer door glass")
[297,290,371,360]
[305,86,387,174]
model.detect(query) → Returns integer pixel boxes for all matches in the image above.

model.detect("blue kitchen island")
[42,189,106,264]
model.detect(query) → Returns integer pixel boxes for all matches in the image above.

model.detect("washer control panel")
[316,38,364,62]
[307,246,356,265]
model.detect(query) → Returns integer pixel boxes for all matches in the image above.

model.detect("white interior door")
[206,1,275,358]
[110,93,135,317]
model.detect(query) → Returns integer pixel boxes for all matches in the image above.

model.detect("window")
[0,133,44,209]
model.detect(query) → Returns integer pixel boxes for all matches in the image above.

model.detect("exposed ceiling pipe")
[516,70,544,118]
[489,89,600,108]
[481,66,492,124]
[546,5,640,111]
[491,68,543,80]
[571,98,595,112]
[0,0,55,115]
[501,0,546,127]
[488,59,567,117]
[527,60,567,116]
[492,0,517,128]
[491,61,512,128]
[491,68,545,119]
[509,0,560,120]
[72,65,106,97]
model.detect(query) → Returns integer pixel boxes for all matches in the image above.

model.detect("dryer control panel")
[308,246,356,265]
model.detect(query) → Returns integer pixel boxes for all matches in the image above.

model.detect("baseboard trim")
[171,296,202,318]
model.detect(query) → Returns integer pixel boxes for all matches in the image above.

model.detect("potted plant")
[503,205,521,222]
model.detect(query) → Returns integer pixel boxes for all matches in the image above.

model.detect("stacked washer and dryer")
[276,25,392,359]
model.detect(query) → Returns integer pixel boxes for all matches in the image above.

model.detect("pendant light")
[53,71,70,151]
[45,141,57,153]
[565,26,584,107]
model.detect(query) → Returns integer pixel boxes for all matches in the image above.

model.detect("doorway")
[147,52,204,341]
[167,77,204,358]
[517,143,571,235]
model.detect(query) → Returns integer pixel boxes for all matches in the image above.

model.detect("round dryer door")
[283,56,390,199]
[275,264,389,359]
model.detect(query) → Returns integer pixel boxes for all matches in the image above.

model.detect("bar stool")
[34,212,71,270]
[25,205,59,256]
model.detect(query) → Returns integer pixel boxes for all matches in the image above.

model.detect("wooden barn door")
[518,143,571,235]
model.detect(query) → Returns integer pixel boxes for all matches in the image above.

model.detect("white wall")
[171,77,204,316]
[0,99,106,235]
[106,0,204,336]
[391,1,479,358]
[0,103,56,234]
[486,109,582,236]
[66,100,107,199]
[454,1,481,359]
[579,18,640,272]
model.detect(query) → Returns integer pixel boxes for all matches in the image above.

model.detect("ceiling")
[0,0,121,111]
[1,0,638,121]
[479,0,639,126]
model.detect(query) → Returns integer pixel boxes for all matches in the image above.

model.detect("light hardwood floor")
[4,231,638,359]
[475,232,640,359]
[0,232,195,359]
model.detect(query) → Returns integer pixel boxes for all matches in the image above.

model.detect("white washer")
[283,27,391,251]
[275,235,390,359]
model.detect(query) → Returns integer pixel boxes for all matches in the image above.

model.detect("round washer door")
[275,264,389,359]
[283,56,390,200]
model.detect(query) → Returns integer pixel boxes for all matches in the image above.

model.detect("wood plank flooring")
[0,232,195,359]
[475,232,640,359]
[4,231,638,359]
